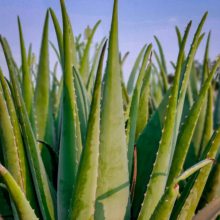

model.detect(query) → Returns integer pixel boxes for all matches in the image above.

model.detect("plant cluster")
[0,0,220,219]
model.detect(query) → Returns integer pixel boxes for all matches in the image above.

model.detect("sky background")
[0,0,220,81]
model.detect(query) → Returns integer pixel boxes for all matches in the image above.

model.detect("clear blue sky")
[1,0,220,81]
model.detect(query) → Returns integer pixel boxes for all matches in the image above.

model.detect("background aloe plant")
[0,0,220,219]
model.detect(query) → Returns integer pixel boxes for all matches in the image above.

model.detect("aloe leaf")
[154,50,169,92]
[150,159,212,220]
[73,67,90,146]
[173,128,220,220]
[57,1,83,219]
[149,184,179,220]
[127,44,152,177]
[33,11,56,182]
[200,33,213,152]
[175,26,182,49]
[0,68,37,211]
[94,0,130,219]
[192,32,211,156]
[0,36,55,220]
[192,198,220,220]
[154,35,167,74]
[135,64,151,139]
[17,17,33,116]
[86,38,106,98]
[27,43,32,67]
[0,164,38,220]
[34,11,53,149]
[49,8,64,69]
[138,21,190,220]
[167,57,220,187]
[68,41,107,220]
[172,14,207,160]
[80,20,101,84]
[131,89,170,219]
[127,45,147,95]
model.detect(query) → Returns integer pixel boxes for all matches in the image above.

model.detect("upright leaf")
[127,45,147,95]
[80,20,101,84]
[57,1,82,219]
[95,0,130,219]
[68,42,106,220]
[138,21,190,220]
[17,17,33,116]
[0,36,55,220]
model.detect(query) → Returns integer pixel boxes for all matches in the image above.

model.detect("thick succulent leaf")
[33,11,56,182]
[127,44,152,178]
[131,89,170,219]
[172,14,207,159]
[17,17,33,116]
[0,36,55,220]
[127,45,147,95]
[94,0,130,219]
[174,128,220,220]
[0,69,36,211]
[80,20,101,84]
[154,50,168,92]
[150,184,179,220]
[57,1,83,219]
[154,35,167,74]
[0,164,38,220]
[68,41,106,220]
[86,38,106,98]
[167,57,220,187]
[34,11,53,149]
[73,67,90,146]
[192,31,210,156]
[150,159,212,220]
[138,21,190,220]
[199,85,213,156]
[49,8,64,69]
[136,64,151,139]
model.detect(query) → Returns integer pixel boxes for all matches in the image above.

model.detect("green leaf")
[154,35,167,74]
[80,20,101,84]
[149,184,179,220]
[17,17,33,116]
[68,41,107,220]
[171,14,207,163]
[127,45,147,95]
[173,128,220,220]
[167,57,220,186]
[33,11,56,182]
[138,20,190,220]
[73,67,90,146]
[0,36,55,220]
[49,8,64,69]
[136,64,152,139]
[0,68,37,212]
[150,159,212,220]
[57,1,83,219]
[86,38,106,98]
[154,50,168,92]
[0,164,38,220]
[126,44,152,178]
[95,0,130,219]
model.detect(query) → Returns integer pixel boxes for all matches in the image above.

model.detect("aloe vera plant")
[0,0,220,220]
